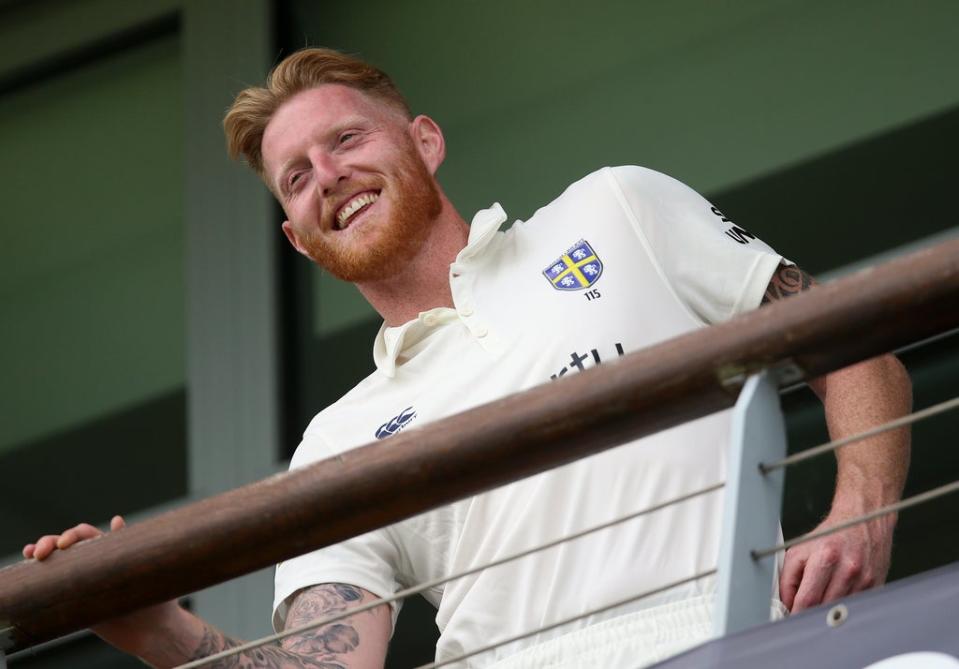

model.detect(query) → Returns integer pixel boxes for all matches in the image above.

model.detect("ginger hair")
[224,48,411,176]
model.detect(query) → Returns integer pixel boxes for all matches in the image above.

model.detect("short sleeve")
[272,432,404,633]
[609,166,789,324]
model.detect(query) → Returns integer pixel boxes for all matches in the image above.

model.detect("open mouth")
[335,190,380,231]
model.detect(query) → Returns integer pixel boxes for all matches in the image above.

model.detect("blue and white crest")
[542,239,603,291]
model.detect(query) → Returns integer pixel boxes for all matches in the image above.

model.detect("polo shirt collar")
[372,203,508,377]
[459,202,507,262]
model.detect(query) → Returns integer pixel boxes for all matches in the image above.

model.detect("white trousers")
[486,596,787,669]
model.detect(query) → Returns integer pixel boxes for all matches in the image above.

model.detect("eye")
[286,170,306,194]
[338,131,358,145]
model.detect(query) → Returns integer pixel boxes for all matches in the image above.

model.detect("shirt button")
[475,325,488,338]
[459,305,474,317]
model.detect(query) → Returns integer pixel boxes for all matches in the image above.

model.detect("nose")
[308,147,348,196]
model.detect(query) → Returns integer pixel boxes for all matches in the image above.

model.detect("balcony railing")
[1,238,958,668]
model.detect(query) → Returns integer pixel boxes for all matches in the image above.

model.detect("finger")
[820,574,853,604]
[22,544,36,559]
[792,547,840,612]
[33,535,61,561]
[110,515,126,531]
[821,557,861,603]
[779,549,807,611]
[57,523,101,549]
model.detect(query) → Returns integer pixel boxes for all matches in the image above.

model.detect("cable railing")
[176,484,726,669]
[175,355,959,669]
[1,238,958,667]
[58,372,959,669]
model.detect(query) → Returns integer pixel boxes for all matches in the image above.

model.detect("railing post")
[713,370,787,636]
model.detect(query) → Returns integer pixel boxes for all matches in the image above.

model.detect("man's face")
[262,84,442,282]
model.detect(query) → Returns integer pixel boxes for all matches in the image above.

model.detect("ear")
[409,115,446,175]
[281,220,310,258]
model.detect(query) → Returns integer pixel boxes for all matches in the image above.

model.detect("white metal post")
[713,370,787,636]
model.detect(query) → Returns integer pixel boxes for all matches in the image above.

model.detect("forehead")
[261,84,398,174]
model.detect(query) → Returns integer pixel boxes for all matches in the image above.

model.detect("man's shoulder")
[528,166,689,217]
[292,369,392,466]
[567,165,685,192]
[604,165,700,199]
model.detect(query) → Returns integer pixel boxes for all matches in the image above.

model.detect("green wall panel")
[0,36,184,453]
[287,0,959,336]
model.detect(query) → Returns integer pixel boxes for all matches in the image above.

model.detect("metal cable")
[760,395,959,473]
[752,479,959,560]
[0,626,13,651]
[891,325,959,357]
[779,326,959,396]
[413,569,718,669]
[4,629,87,661]
[175,482,723,669]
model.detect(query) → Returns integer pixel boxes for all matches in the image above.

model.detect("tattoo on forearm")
[762,264,815,304]
[188,584,368,668]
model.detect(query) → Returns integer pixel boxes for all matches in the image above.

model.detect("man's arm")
[132,583,391,668]
[24,520,392,668]
[761,263,912,612]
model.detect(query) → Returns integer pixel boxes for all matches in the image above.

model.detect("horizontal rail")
[1,238,958,651]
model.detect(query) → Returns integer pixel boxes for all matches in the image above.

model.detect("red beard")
[298,145,442,283]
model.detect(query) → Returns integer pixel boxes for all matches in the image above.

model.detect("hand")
[779,511,894,613]
[23,515,126,561]
[22,516,183,656]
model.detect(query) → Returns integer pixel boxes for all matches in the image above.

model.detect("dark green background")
[2,0,957,666]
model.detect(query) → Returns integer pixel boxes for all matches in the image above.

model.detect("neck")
[355,195,469,326]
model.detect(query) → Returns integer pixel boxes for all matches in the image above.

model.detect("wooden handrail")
[2,239,958,651]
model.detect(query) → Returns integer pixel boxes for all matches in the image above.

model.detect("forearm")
[811,353,912,515]
[101,603,284,669]
[25,525,387,667]
[767,264,912,607]
[136,606,326,668]
[106,596,386,669]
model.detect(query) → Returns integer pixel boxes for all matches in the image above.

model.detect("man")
[25,48,911,668]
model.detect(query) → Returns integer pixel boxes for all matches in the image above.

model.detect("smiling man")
[25,48,910,668]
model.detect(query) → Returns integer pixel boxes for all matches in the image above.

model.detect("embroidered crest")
[543,239,603,291]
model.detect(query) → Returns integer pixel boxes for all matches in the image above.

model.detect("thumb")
[110,515,126,532]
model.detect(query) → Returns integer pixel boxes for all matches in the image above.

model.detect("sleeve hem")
[732,252,786,316]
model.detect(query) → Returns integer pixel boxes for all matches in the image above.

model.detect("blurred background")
[1,0,957,666]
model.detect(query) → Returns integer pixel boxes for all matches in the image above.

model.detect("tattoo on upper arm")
[187,584,375,668]
[762,264,815,305]
[281,584,365,659]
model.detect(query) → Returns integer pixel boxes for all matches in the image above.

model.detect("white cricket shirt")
[274,166,785,666]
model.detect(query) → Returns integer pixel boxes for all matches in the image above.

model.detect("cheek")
[290,201,319,227]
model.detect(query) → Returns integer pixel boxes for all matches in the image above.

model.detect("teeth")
[336,192,379,229]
